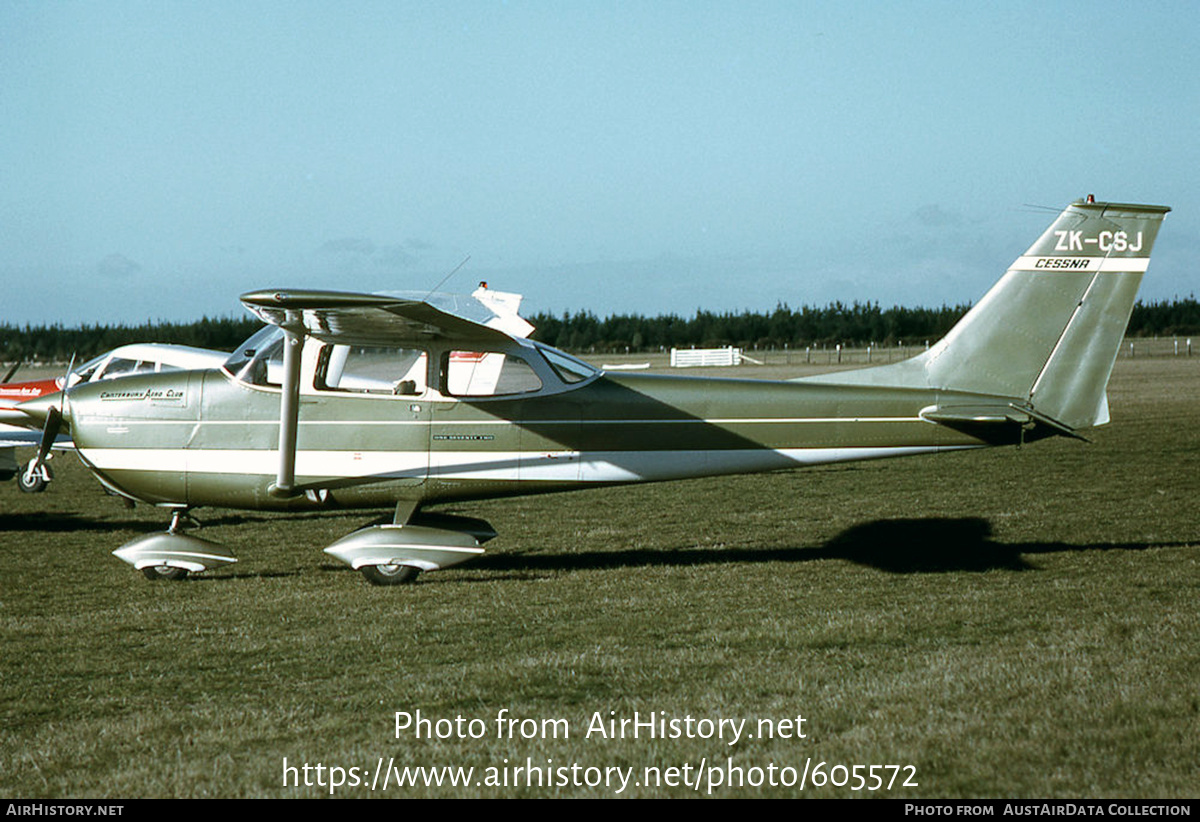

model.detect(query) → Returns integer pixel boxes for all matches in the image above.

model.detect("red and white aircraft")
[1,343,230,491]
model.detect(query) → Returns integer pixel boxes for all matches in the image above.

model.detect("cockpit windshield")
[223,326,285,386]
[69,352,110,386]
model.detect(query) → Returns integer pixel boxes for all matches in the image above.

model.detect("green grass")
[1,357,1198,797]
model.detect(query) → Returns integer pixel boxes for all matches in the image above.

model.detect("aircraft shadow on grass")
[458,517,1195,577]
[0,512,149,533]
[3,511,1191,580]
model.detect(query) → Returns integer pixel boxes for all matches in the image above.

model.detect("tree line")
[0,316,262,365]
[528,296,1200,354]
[2,296,1197,363]
[530,302,970,354]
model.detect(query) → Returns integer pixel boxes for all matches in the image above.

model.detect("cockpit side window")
[98,358,157,380]
[315,344,428,396]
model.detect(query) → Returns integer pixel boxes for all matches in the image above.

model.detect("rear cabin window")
[444,350,542,397]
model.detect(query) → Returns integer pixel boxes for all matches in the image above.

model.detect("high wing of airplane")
[0,343,230,491]
[13,198,1170,585]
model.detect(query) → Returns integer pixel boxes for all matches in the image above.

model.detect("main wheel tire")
[141,565,190,581]
[17,461,52,493]
[360,563,420,586]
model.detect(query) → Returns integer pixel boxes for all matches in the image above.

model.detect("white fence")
[669,346,743,368]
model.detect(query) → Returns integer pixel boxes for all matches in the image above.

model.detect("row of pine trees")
[2,297,1196,363]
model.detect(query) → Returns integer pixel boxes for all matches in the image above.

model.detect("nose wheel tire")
[17,461,52,493]
[360,563,420,586]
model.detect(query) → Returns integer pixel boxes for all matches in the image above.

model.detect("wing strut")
[269,327,305,498]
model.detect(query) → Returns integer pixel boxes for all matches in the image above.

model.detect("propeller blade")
[34,406,62,466]
[1,362,19,383]
[63,353,77,390]
[25,354,75,475]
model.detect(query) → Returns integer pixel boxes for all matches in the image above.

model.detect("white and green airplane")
[13,197,1170,584]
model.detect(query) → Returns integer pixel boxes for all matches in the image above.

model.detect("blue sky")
[2,1,1197,326]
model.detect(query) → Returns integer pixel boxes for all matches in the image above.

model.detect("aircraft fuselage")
[65,364,1024,513]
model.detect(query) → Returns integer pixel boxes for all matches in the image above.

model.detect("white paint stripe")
[79,445,968,484]
[1010,256,1149,272]
[80,448,426,478]
[87,415,926,428]
[1098,258,1150,272]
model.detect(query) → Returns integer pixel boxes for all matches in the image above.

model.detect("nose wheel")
[17,460,52,493]
[112,509,238,581]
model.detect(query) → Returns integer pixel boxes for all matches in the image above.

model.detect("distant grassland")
[0,357,1197,798]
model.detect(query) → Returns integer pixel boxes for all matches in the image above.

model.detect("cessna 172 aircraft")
[12,198,1169,584]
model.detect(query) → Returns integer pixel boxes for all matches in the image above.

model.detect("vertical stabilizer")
[811,198,1170,430]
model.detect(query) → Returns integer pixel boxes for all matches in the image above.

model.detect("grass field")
[1,355,1198,798]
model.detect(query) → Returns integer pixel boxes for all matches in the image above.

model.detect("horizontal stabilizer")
[920,403,1033,426]
[920,402,1086,441]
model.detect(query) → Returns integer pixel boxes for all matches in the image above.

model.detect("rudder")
[1019,201,1168,428]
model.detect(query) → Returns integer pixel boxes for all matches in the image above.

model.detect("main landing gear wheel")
[17,461,52,493]
[360,563,420,586]
[141,565,190,581]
